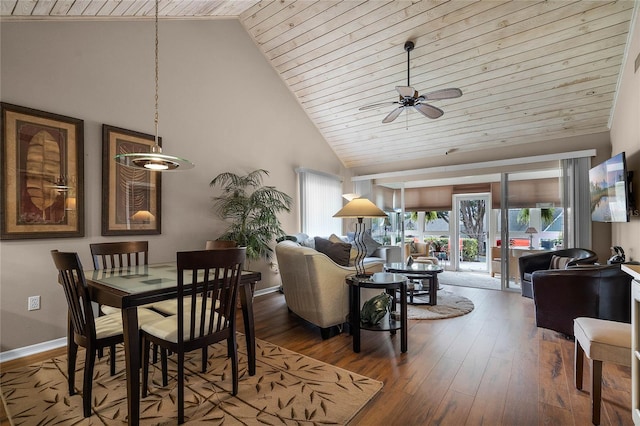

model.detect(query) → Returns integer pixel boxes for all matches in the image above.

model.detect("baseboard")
[0,288,281,363]
[0,337,66,363]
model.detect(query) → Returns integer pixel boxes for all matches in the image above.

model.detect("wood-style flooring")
[1,284,632,425]
[253,285,632,426]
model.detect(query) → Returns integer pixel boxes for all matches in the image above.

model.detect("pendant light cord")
[154,0,160,149]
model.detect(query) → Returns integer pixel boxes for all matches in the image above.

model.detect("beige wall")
[1,13,638,353]
[610,9,640,263]
[0,20,346,351]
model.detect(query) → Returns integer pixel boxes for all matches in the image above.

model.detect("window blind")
[296,168,342,237]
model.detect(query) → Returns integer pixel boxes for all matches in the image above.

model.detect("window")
[296,168,342,237]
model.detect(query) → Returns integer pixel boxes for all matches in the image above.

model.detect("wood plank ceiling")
[2,1,636,170]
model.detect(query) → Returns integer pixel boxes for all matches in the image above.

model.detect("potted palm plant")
[210,169,292,262]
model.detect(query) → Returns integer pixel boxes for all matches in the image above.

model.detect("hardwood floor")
[1,284,632,425]
[251,285,632,426]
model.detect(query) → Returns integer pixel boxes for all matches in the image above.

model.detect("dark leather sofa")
[531,264,632,337]
[518,248,598,298]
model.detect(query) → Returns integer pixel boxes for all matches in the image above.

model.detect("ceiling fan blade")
[419,88,463,101]
[359,101,399,111]
[396,86,416,98]
[382,106,405,123]
[414,103,444,119]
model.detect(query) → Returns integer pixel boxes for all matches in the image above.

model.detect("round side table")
[346,272,408,353]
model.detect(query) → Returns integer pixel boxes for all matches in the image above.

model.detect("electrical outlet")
[28,295,40,311]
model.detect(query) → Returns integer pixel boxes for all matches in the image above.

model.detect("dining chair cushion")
[100,304,166,316]
[151,297,220,316]
[95,308,166,339]
[94,313,125,339]
[141,311,225,343]
[100,305,121,315]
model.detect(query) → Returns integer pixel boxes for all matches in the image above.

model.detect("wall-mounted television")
[589,152,632,222]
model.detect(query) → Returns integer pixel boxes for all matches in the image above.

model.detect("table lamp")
[525,226,538,249]
[333,197,388,278]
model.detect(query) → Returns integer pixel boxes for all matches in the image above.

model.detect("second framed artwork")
[102,125,161,236]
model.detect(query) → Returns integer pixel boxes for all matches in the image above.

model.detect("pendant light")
[115,0,194,171]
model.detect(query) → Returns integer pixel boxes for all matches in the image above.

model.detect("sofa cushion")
[550,255,576,269]
[314,237,351,266]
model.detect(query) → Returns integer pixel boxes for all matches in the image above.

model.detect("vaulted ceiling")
[2,1,637,170]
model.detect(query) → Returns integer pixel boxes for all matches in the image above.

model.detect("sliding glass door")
[496,168,566,291]
[451,194,490,273]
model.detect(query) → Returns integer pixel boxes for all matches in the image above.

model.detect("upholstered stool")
[573,317,631,425]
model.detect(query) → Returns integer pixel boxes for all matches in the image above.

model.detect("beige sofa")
[275,240,391,339]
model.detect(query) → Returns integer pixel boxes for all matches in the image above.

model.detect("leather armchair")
[518,248,598,298]
[531,264,632,337]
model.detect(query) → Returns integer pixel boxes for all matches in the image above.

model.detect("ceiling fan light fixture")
[114,0,193,172]
[359,40,462,123]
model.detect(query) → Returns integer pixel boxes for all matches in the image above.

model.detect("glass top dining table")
[85,262,261,426]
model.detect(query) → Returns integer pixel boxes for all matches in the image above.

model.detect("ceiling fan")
[359,41,462,123]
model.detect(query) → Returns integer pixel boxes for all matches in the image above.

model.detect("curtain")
[296,168,342,237]
[561,157,591,248]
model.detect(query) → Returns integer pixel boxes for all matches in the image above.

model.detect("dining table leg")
[239,280,256,376]
[122,306,140,426]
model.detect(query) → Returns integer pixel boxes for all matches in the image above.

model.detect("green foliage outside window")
[423,236,478,261]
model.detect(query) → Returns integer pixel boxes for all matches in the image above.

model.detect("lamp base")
[354,273,373,279]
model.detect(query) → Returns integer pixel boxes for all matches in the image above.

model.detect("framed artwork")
[1,103,84,240]
[102,124,161,236]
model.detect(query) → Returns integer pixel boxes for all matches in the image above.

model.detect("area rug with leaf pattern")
[0,336,382,425]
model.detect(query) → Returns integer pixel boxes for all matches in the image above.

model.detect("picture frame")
[1,103,84,240]
[102,124,161,236]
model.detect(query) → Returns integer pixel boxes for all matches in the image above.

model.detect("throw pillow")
[293,233,309,243]
[410,241,417,253]
[300,237,315,249]
[550,255,576,269]
[329,234,358,265]
[353,229,381,257]
[328,234,345,243]
[276,235,297,243]
[314,237,351,266]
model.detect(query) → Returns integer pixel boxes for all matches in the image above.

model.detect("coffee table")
[384,262,444,306]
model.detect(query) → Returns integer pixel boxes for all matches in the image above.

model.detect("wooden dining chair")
[90,241,148,352]
[205,239,237,249]
[151,240,237,316]
[90,240,168,374]
[90,241,148,315]
[141,248,246,424]
[50,250,165,418]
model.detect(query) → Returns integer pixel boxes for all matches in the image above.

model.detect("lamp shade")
[333,197,387,218]
[525,227,538,234]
